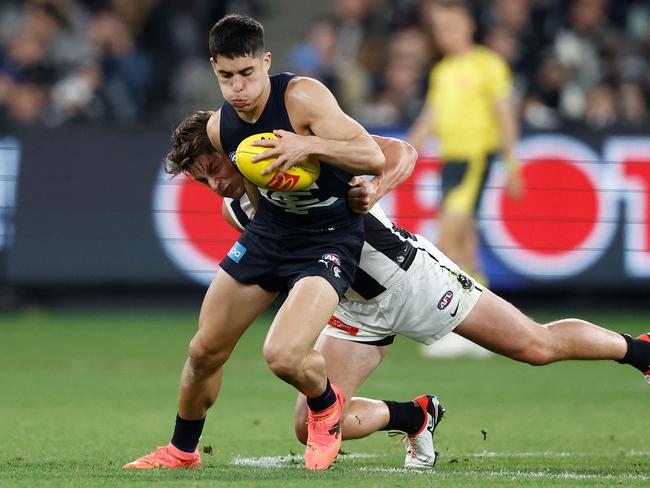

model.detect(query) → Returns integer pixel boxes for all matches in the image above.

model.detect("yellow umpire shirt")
[427,46,511,159]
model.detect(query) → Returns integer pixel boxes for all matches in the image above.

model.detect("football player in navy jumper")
[124,14,385,471]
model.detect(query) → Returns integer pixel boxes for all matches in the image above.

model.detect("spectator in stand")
[584,82,617,129]
[85,10,152,124]
[552,0,625,121]
[522,54,568,129]
[482,0,547,93]
[286,16,340,93]
[618,80,648,127]
[357,27,431,127]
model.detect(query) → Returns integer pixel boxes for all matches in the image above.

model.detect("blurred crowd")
[0,0,261,129]
[1,0,649,131]
[288,0,650,131]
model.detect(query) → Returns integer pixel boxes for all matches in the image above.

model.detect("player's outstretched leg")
[123,443,201,469]
[304,382,345,471]
[402,395,445,469]
[454,288,650,383]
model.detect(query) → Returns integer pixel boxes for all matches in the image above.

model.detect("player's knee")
[516,334,556,366]
[263,344,301,380]
[521,347,554,366]
[188,336,230,371]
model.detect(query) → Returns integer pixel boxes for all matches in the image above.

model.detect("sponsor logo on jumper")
[437,290,454,310]
[328,316,359,335]
[260,183,338,214]
[227,242,247,263]
[267,170,300,191]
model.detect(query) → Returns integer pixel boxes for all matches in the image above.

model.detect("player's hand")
[505,165,524,199]
[347,176,378,214]
[251,129,312,176]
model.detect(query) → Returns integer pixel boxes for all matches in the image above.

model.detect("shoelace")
[306,408,337,426]
[387,431,419,457]
[149,446,188,465]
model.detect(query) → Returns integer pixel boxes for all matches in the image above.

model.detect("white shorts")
[321,235,483,345]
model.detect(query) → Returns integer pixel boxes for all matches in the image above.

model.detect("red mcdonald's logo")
[268,170,300,191]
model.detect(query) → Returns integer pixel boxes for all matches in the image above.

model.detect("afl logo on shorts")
[153,168,241,286]
[437,290,454,310]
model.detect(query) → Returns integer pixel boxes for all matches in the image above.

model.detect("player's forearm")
[371,138,418,203]
[243,179,260,210]
[309,133,385,176]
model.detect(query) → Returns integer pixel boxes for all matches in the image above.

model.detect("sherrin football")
[235,132,320,191]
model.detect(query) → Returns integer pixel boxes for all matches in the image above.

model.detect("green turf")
[1,309,648,486]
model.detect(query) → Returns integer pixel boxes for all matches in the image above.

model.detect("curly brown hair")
[165,111,215,176]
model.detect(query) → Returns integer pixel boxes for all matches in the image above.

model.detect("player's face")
[210,52,272,114]
[186,152,245,199]
[431,7,474,54]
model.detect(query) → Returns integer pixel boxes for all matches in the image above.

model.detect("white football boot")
[404,395,445,469]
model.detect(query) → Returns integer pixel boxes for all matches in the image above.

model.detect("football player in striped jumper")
[155,110,650,469]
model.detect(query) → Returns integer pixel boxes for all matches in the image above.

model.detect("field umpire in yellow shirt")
[408,0,523,285]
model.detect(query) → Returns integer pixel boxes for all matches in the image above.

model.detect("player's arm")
[347,136,418,214]
[221,195,255,232]
[253,77,385,177]
[243,179,260,211]
[221,200,245,232]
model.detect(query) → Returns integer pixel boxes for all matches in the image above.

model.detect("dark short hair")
[209,14,265,59]
[165,111,214,176]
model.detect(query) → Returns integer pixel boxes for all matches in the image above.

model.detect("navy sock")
[617,334,650,372]
[380,400,425,435]
[306,379,337,412]
[171,414,205,453]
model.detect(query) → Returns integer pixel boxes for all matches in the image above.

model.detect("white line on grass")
[230,453,650,481]
[458,470,650,482]
[467,450,650,458]
[230,453,377,469]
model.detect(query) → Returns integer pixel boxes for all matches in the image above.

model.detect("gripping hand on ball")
[252,129,313,177]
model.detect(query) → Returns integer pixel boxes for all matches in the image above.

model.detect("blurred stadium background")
[1,1,650,485]
[0,0,649,306]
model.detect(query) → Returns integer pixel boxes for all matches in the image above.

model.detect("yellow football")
[235,132,320,191]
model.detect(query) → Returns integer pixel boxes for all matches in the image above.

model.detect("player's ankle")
[380,400,425,435]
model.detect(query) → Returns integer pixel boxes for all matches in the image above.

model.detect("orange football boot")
[123,442,201,469]
[304,383,344,471]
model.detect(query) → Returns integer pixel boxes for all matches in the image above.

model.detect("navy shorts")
[219,221,364,299]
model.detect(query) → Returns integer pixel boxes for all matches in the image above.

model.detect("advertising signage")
[153,133,650,290]
[6,127,650,291]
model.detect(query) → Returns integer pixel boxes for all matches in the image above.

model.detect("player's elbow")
[365,149,385,176]
[402,142,418,175]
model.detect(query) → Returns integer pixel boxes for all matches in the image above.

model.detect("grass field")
[1,309,649,487]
